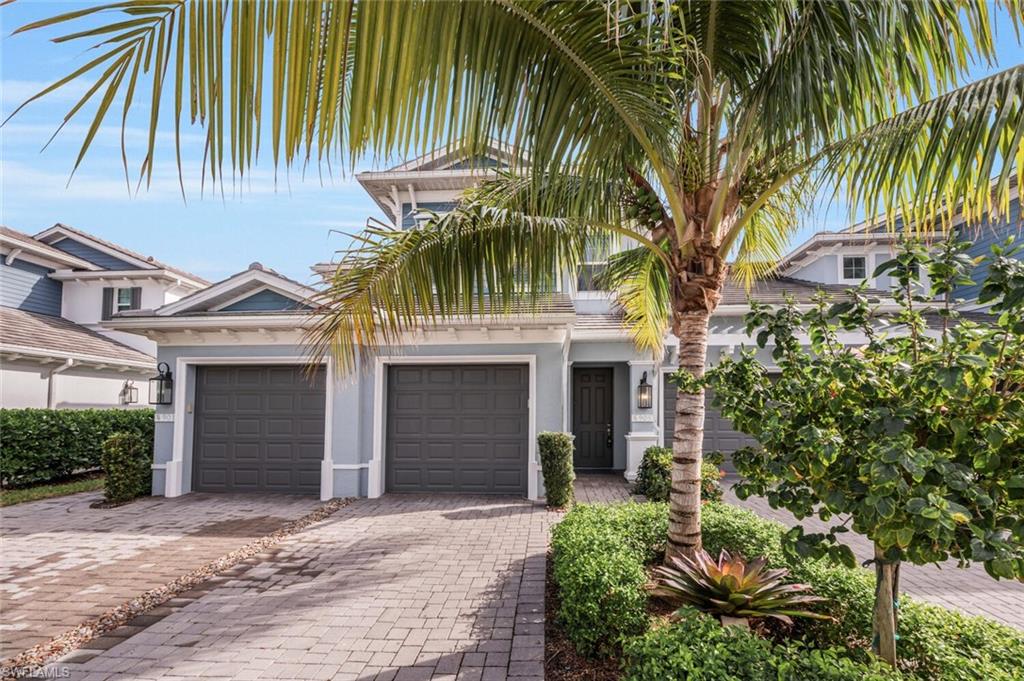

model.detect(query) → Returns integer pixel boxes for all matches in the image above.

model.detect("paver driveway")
[48,496,555,681]
[1,492,322,659]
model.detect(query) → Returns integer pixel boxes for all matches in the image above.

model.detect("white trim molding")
[370,354,539,501]
[166,355,332,499]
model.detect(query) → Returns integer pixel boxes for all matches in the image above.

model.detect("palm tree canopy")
[9,0,1024,366]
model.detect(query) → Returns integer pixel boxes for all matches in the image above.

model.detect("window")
[116,288,134,313]
[842,255,866,281]
[576,236,616,292]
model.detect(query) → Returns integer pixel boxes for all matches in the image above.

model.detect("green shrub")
[700,501,1024,680]
[0,409,154,487]
[704,450,725,467]
[537,431,575,507]
[100,431,152,503]
[550,502,666,655]
[700,461,723,502]
[623,609,901,681]
[634,446,671,501]
[634,447,722,503]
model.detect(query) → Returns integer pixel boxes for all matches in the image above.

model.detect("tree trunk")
[666,309,711,563]
[872,543,900,666]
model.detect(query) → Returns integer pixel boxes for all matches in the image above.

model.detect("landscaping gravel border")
[0,497,353,680]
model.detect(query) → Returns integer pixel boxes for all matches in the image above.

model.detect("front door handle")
[606,423,613,448]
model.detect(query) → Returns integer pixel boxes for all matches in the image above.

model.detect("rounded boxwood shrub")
[634,446,723,502]
[538,431,575,507]
[634,446,671,501]
[100,431,151,503]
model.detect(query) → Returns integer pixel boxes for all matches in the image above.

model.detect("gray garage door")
[386,364,528,494]
[192,365,325,494]
[662,375,756,467]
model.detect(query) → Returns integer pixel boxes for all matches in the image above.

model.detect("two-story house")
[104,144,1019,502]
[0,224,208,409]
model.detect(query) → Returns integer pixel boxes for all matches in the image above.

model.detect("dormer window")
[842,255,866,281]
[577,236,615,292]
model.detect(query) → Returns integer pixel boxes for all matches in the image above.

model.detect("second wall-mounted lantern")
[148,362,174,405]
[637,371,653,409]
[119,379,139,405]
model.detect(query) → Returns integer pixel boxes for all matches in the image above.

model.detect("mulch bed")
[545,553,623,681]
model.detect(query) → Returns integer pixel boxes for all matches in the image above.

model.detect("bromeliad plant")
[652,549,828,626]
[698,237,1024,666]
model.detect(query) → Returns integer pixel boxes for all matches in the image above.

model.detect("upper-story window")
[102,286,141,320]
[116,287,134,313]
[842,255,867,281]
[576,236,615,292]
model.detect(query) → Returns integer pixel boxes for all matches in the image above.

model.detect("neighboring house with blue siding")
[955,190,1022,304]
[0,224,208,409]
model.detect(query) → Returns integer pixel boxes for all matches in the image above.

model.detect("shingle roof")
[0,225,96,268]
[0,307,154,365]
[720,276,884,305]
[37,223,210,285]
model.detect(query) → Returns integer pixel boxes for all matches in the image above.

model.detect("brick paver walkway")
[1,492,322,658]
[575,473,1024,629]
[46,495,554,681]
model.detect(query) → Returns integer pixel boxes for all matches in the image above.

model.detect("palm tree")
[10,2,1023,661]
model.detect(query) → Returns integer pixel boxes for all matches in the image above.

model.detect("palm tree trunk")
[666,309,711,562]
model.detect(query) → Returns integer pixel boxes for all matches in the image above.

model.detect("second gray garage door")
[386,364,528,494]
[662,375,757,460]
[192,365,325,494]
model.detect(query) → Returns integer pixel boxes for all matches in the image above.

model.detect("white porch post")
[625,360,659,481]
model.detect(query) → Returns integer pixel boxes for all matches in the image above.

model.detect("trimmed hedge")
[552,500,1024,680]
[632,445,723,503]
[1,409,154,487]
[624,609,902,681]
[538,431,575,507]
[101,431,152,503]
[550,502,666,655]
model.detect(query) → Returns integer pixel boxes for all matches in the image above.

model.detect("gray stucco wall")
[152,341,565,499]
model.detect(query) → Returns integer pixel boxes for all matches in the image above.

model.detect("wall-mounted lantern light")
[637,371,653,409]
[119,379,139,405]
[148,362,173,405]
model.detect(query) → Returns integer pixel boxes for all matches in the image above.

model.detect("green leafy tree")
[699,238,1024,665]
[7,0,1024,562]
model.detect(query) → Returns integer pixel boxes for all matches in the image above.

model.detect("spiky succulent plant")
[652,549,829,624]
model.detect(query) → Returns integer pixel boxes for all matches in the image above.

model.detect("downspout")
[46,358,75,409]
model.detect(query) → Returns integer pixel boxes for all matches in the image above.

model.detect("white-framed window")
[115,287,134,313]
[841,255,867,281]
[576,236,616,292]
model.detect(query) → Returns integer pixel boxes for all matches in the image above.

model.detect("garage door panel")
[662,376,757,458]
[234,443,260,460]
[192,365,324,494]
[386,363,528,494]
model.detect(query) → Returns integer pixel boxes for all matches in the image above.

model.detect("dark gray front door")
[192,365,325,494]
[572,367,614,469]
[662,375,755,470]
[386,364,528,494]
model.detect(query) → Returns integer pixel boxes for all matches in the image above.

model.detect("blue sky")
[2,1,1021,284]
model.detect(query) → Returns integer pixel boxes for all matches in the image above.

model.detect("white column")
[625,360,659,481]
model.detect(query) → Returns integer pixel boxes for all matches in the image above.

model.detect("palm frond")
[9,0,679,200]
[823,64,1024,232]
[597,245,671,353]
[308,203,612,372]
